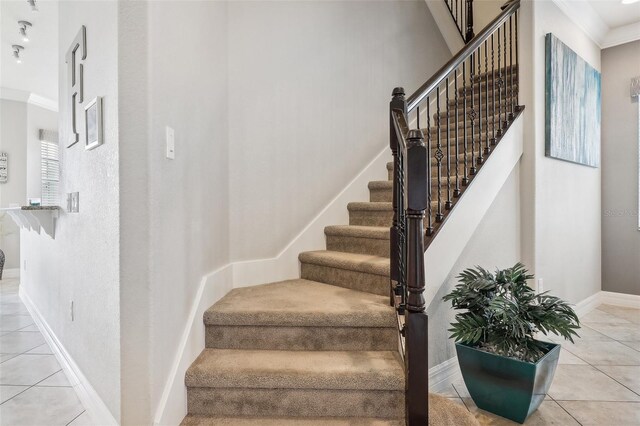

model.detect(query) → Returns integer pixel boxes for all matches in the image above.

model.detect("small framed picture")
[84,96,103,150]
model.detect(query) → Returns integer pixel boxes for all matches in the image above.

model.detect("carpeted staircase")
[181,69,517,425]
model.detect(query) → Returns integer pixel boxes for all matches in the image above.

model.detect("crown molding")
[602,21,640,49]
[551,0,640,49]
[0,86,58,112]
[551,0,609,47]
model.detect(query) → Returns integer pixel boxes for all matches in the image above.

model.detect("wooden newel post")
[465,0,475,43]
[405,129,429,425]
[389,87,407,308]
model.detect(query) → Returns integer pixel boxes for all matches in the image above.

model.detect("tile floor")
[435,303,640,425]
[2,275,639,425]
[0,278,90,426]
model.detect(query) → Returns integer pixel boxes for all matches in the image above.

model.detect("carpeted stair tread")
[181,415,404,425]
[204,279,394,328]
[186,349,404,391]
[299,250,389,277]
[324,225,389,240]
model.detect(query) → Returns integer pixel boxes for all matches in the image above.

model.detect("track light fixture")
[12,45,24,63]
[18,21,32,42]
[27,0,38,11]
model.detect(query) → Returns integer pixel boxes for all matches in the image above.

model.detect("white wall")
[26,104,58,201]
[601,41,640,296]
[520,0,602,304]
[228,0,451,261]
[0,100,27,270]
[20,0,121,421]
[428,165,521,366]
[146,2,230,423]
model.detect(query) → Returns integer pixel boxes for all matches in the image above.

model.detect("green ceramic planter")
[455,340,560,424]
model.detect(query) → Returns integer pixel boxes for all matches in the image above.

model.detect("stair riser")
[300,263,388,296]
[349,209,393,228]
[187,388,405,419]
[372,185,464,204]
[326,235,389,258]
[206,325,396,351]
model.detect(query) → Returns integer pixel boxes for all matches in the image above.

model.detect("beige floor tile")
[0,385,28,404]
[24,342,53,355]
[0,331,45,353]
[0,354,61,386]
[558,401,640,425]
[452,379,470,398]
[549,364,640,401]
[597,365,640,395]
[558,349,587,365]
[546,325,612,344]
[68,411,94,426]
[16,324,39,332]
[597,305,640,324]
[37,370,72,387]
[0,386,84,426]
[432,384,459,398]
[0,353,18,363]
[0,315,33,332]
[587,322,640,341]
[621,341,640,352]
[562,340,640,365]
[581,308,632,324]
[0,302,30,316]
[462,399,579,425]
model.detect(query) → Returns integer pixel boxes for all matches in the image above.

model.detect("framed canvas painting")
[545,33,601,167]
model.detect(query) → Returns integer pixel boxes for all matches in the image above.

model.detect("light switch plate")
[166,126,175,159]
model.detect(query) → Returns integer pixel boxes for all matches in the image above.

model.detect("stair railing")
[445,0,475,43]
[389,0,521,423]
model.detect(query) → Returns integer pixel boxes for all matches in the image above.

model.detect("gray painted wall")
[601,40,640,296]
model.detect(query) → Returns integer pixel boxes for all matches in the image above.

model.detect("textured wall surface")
[601,41,640,296]
[228,0,451,261]
[20,0,121,420]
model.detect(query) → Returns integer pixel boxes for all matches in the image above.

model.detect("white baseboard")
[19,288,118,426]
[232,146,389,289]
[574,290,640,318]
[2,268,20,279]
[153,265,233,426]
[429,356,462,393]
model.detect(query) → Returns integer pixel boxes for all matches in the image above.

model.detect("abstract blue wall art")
[545,33,601,167]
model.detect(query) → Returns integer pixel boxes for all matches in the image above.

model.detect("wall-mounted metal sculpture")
[65,26,86,148]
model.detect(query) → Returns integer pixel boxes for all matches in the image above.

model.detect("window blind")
[39,130,59,206]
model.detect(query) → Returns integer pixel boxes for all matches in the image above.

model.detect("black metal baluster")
[417,106,421,129]
[503,20,508,129]
[389,88,406,311]
[454,69,461,197]
[445,77,452,209]
[462,61,469,186]
[426,98,433,236]
[435,86,444,221]
[509,15,515,120]
[469,54,477,175]
[491,32,497,146]
[484,39,490,155]
[477,49,484,165]
[516,10,519,109]
[497,27,503,137]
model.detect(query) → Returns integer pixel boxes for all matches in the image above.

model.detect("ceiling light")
[27,0,37,11]
[18,21,32,42]
[12,45,24,64]
[622,0,639,4]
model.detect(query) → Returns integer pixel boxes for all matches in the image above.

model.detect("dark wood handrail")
[407,0,520,111]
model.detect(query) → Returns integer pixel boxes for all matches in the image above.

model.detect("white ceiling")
[0,0,58,103]
[588,0,640,28]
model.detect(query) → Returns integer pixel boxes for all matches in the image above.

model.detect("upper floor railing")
[445,0,475,43]
[388,0,522,423]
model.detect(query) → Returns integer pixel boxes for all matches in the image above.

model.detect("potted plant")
[443,263,580,424]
